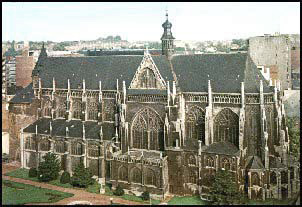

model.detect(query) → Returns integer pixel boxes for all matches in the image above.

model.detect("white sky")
[2,2,300,42]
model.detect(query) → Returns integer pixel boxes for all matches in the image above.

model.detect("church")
[19,12,299,200]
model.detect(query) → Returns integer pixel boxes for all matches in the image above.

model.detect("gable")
[129,52,167,90]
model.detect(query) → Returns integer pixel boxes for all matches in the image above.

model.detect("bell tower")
[161,10,175,58]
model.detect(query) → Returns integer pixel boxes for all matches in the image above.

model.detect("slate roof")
[245,156,264,170]
[33,52,273,93]
[9,83,35,104]
[183,138,200,151]
[23,117,114,140]
[269,156,286,169]
[87,50,162,56]
[200,141,239,156]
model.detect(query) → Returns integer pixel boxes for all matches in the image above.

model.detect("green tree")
[141,191,150,201]
[37,152,61,182]
[209,169,246,205]
[287,117,300,159]
[70,162,94,188]
[113,185,125,196]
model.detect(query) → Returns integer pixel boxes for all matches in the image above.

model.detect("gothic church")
[19,12,299,200]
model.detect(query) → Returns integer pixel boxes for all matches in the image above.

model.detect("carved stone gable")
[129,53,166,89]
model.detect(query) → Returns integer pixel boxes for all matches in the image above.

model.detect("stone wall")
[249,35,292,90]
[8,100,39,160]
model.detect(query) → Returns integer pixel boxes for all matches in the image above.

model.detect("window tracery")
[73,101,82,119]
[88,143,100,157]
[25,137,36,150]
[39,139,50,151]
[221,158,230,170]
[145,168,156,186]
[71,141,83,155]
[206,156,215,167]
[118,166,128,181]
[188,170,197,184]
[88,102,98,120]
[138,68,157,88]
[214,108,239,147]
[130,167,141,184]
[55,141,65,153]
[44,100,52,117]
[131,108,164,150]
[252,173,260,186]
[186,106,205,143]
[188,154,196,166]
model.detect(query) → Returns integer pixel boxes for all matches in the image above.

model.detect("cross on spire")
[165,7,168,20]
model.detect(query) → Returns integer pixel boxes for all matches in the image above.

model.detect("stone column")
[277,172,281,200]
[215,155,219,171]
[20,128,25,168]
[287,170,291,198]
[66,141,72,174]
[248,172,252,199]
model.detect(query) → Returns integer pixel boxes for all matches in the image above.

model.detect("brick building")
[15,49,35,88]
[249,34,300,91]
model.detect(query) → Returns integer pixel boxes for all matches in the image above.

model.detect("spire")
[39,42,47,58]
[161,10,175,58]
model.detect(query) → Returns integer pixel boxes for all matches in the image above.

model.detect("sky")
[2,2,300,42]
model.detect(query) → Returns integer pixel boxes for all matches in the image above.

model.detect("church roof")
[200,141,239,156]
[23,117,114,140]
[33,53,273,93]
[245,156,264,170]
[9,83,35,104]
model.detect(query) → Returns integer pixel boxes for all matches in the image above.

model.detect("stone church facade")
[18,13,299,200]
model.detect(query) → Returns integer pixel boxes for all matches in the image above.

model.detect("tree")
[141,191,150,201]
[37,152,61,182]
[287,117,300,160]
[29,167,37,177]
[113,185,125,196]
[209,169,246,205]
[60,171,71,184]
[70,162,94,188]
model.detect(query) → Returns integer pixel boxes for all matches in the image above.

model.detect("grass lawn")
[2,179,74,205]
[168,196,210,205]
[6,168,161,205]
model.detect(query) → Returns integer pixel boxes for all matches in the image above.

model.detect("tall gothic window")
[73,101,82,119]
[138,68,157,89]
[118,166,128,181]
[88,143,100,157]
[39,139,50,151]
[252,173,260,186]
[270,171,277,185]
[130,167,141,184]
[145,168,156,186]
[186,106,205,143]
[88,102,98,120]
[221,158,230,170]
[131,107,164,150]
[44,100,52,117]
[247,107,261,156]
[206,156,215,167]
[71,142,83,155]
[57,101,66,118]
[214,108,239,147]
[25,137,36,150]
[188,170,197,184]
[55,141,65,153]
[188,154,196,166]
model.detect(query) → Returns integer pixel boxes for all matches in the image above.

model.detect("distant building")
[15,48,36,88]
[291,46,300,90]
[6,58,16,87]
[249,33,300,90]
[2,56,7,100]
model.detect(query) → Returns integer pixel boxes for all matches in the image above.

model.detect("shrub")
[37,152,61,182]
[70,162,94,188]
[28,167,37,178]
[113,185,124,196]
[60,171,71,184]
[141,191,150,201]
